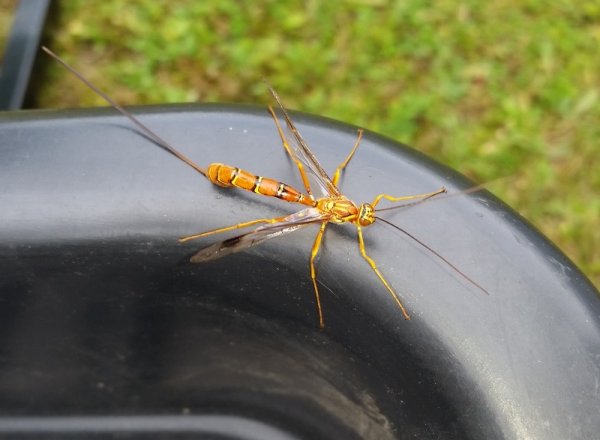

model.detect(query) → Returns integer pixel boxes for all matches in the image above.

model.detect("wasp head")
[358,203,375,226]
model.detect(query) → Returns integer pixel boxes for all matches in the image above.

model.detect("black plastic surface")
[0,105,599,439]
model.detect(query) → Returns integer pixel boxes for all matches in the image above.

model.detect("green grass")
[0,1,18,54]
[9,1,600,288]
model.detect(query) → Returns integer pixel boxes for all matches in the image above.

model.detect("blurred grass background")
[1,0,599,289]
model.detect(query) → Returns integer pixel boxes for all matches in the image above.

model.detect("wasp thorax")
[317,198,360,223]
[358,203,375,226]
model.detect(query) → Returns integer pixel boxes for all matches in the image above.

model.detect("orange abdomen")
[207,163,314,206]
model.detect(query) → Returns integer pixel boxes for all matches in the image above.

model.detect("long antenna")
[41,46,207,177]
[375,216,490,295]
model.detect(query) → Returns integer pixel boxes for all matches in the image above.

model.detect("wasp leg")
[371,187,446,209]
[309,221,328,329]
[356,224,410,320]
[332,129,363,186]
[178,216,287,243]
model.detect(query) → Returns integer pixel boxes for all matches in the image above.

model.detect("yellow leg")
[332,129,363,186]
[309,222,328,329]
[356,225,411,320]
[178,216,286,243]
[268,106,314,199]
[371,187,446,209]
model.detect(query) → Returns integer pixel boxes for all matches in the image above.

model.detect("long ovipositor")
[207,163,315,207]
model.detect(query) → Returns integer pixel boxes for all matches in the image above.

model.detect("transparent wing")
[190,207,331,263]
[269,86,340,198]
